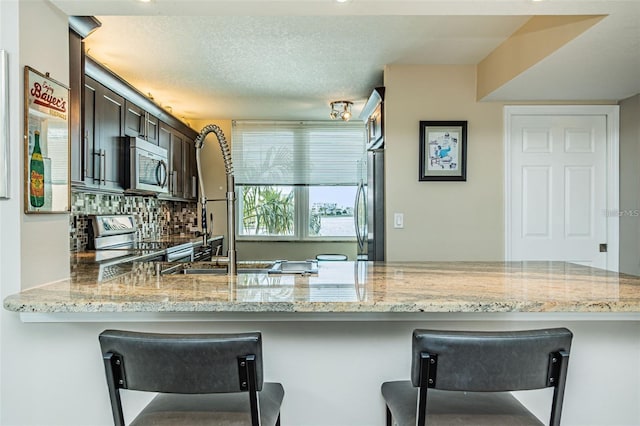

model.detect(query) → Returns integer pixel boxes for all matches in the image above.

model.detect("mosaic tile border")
[70,192,198,252]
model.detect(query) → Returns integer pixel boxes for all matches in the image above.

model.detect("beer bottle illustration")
[29,131,45,207]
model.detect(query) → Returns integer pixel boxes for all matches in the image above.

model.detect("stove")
[88,215,194,263]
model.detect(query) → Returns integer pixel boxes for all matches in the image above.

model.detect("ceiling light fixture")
[329,101,353,121]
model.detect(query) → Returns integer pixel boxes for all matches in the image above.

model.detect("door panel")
[521,166,551,238]
[124,101,144,138]
[565,166,593,238]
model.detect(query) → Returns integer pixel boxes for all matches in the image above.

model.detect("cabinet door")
[184,139,197,200]
[145,113,159,145]
[69,31,83,184]
[95,85,125,190]
[125,101,159,144]
[83,76,98,184]
[124,101,144,138]
[159,122,175,193]
[171,131,184,198]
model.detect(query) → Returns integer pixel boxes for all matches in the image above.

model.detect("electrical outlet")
[394,213,404,229]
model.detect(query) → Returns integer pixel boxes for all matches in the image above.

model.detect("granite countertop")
[5,261,640,314]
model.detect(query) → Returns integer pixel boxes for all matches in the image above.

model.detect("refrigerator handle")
[354,181,364,249]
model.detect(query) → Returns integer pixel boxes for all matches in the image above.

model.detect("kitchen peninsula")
[4,261,640,425]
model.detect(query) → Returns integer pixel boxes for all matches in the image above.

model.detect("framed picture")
[419,120,467,181]
[24,66,70,213]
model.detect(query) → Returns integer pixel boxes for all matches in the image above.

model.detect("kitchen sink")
[268,260,318,275]
[182,266,270,275]
[159,261,275,275]
[162,260,318,275]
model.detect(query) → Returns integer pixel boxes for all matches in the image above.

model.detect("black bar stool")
[382,328,572,426]
[99,330,284,426]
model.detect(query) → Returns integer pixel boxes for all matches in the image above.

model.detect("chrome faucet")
[194,124,237,275]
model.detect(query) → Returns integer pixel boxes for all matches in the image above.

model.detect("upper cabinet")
[69,30,83,185]
[359,87,385,150]
[71,54,198,198]
[125,101,159,144]
[83,76,125,191]
[159,121,197,201]
[184,139,197,200]
[69,17,101,188]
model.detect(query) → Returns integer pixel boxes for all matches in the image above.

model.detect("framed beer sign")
[24,66,70,213]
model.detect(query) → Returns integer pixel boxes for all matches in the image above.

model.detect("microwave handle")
[156,160,168,188]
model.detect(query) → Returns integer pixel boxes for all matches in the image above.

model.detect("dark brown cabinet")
[78,56,198,196]
[83,76,125,191]
[159,121,197,200]
[184,139,197,199]
[125,101,159,144]
[69,30,83,185]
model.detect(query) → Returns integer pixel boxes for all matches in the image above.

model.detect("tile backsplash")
[70,191,198,252]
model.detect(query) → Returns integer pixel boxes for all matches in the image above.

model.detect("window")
[233,121,365,240]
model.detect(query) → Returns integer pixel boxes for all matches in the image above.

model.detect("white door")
[506,106,619,270]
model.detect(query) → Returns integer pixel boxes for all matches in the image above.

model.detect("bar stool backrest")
[411,328,573,426]
[99,330,264,394]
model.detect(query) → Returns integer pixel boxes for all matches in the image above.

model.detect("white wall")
[619,94,640,276]
[0,0,21,421]
[0,0,70,423]
[18,0,70,289]
[384,65,505,261]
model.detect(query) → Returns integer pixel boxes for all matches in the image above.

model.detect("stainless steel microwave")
[123,137,169,195]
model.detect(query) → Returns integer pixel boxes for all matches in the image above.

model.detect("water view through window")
[309,186,357,237]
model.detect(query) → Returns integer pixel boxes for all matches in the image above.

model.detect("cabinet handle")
[83,130,89,177]
[92,150,101,184]
[101,149,106,185]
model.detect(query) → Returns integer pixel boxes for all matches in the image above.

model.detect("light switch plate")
[394,213,404,229]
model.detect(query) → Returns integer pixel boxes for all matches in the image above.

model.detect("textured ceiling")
[84,15,528,121]
[50,0,640,122]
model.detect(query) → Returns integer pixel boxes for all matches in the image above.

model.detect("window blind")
[232,120,366,185]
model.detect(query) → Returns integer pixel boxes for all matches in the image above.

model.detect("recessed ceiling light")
[335,0,350,3]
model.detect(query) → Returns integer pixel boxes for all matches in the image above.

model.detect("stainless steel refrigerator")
[356,87,385,261]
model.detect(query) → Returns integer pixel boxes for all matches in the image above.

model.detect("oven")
[89,215,193,266]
